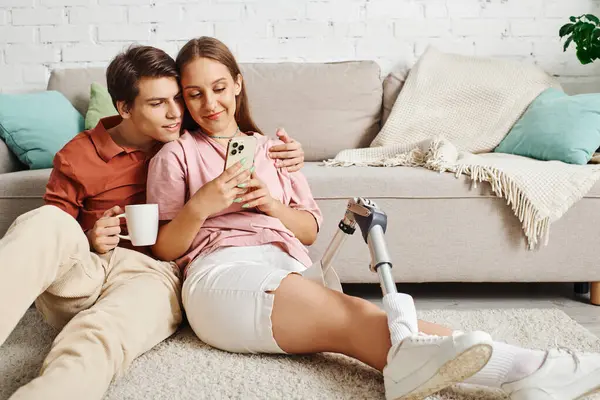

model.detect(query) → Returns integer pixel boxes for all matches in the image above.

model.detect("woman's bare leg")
[271,274,452,371]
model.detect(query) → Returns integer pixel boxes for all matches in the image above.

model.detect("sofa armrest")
[0,138,25,174]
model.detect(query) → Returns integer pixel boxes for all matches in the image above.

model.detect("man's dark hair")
[106,45,178,110]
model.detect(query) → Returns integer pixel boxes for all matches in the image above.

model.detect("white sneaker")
[502,348,600,400]
[383,331,493,400]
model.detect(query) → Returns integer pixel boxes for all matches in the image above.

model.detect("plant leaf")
[586,14,600,24]
[563,36,574,51]
[584,22,596,33]
[560,23,574,37]
[591,42,600,60]
[580,25,592,45]
[577,47,593,64]
[584,24,596,46]
[560,16,600,64]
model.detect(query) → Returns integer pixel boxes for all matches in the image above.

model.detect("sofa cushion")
[47,68,107,116]
[0,169,49,235]
[371,47,558,153]
[303,162,492,199]
[303,162,600,199]
[2,164,600,283]
[0,138,24,174]
[0,91,84,169]
[495,88,600,165]
[47,61,384,161]
[241,62,383,161]
[5,163,600,204]
[0,169,51,198]
[85,82,118,130]
[311,195,600,284]
[381,69,408,127]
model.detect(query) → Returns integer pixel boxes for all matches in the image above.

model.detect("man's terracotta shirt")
[44,116,160,241]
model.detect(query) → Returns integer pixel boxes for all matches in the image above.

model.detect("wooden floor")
[345,282,600,337]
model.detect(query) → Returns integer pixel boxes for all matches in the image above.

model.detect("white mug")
[116,204,159,247]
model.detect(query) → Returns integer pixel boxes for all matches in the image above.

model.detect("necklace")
[207,127,240,140]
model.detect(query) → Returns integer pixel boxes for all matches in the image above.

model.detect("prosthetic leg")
[316,197,398,296]
[315,199,496,400]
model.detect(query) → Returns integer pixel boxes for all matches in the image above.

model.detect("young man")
[0,45,305,400]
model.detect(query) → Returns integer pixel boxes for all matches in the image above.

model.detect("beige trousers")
[0,205,182,400]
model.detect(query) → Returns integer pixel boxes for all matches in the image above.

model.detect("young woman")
[146,37,600,400]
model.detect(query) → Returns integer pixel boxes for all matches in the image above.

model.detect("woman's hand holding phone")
[190,161,253,218]
[235,171,278,215]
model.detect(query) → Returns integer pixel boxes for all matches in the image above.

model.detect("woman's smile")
[205,110,224,120]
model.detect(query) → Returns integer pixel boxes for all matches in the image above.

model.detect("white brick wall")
[1,0,599,93]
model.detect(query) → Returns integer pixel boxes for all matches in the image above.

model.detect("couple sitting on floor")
[1,36,598,400]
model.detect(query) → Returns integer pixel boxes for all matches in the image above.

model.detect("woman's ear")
[235,74,243,96]
[116,100,131,119]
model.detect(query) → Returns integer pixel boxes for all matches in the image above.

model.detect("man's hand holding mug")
[87,204,159,253]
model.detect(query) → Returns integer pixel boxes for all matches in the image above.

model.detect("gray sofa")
[2,62,600,302]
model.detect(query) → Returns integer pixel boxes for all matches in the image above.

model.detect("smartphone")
[224,135,257,171]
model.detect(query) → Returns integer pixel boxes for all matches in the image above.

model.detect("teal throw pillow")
[494,88,600,165]
[0,91,84,169]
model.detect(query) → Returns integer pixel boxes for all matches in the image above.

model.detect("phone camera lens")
[238,145,244,151]
[231,149,237,155]
[232,143,238,148]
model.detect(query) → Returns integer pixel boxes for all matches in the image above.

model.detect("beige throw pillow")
[370,46,560,154]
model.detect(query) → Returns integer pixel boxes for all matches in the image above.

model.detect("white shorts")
[182,244,341,354]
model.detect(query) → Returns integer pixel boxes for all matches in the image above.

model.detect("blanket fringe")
[322,147,426,168]
[448,163,549,250]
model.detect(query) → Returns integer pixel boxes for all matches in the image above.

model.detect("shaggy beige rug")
[2,308,600,400]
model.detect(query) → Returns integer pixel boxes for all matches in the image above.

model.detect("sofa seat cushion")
[0,169,51,236]
[0,169,51,198]
[304,162,491,199]
[4,163,600,203]
[310,195,600,284]
[302,162,600,199]
[1,164,600,284]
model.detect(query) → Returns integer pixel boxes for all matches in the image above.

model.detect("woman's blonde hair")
[176,37,263,134]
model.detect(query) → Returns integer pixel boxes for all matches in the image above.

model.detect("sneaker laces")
[391,333,443,358]
[409,332,445,344]
[412,330,468,342]
[554,345,582,370]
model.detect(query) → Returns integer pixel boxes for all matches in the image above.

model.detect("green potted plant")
[560,15,600,298]
[560,14,600,64]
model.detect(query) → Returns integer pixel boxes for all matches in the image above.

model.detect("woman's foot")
[383,330,493,400]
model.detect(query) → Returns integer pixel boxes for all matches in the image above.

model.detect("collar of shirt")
[89,115,144,162]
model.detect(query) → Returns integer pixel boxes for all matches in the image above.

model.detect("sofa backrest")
[381,68,408,127]
[47,61,384,161]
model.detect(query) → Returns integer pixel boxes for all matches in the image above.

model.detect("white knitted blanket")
[325,48,600,249]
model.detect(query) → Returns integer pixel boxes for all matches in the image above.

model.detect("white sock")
[464,341,547,388]
[382,293,418,346]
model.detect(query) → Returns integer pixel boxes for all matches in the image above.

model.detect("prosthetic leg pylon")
[318,197,397,296]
